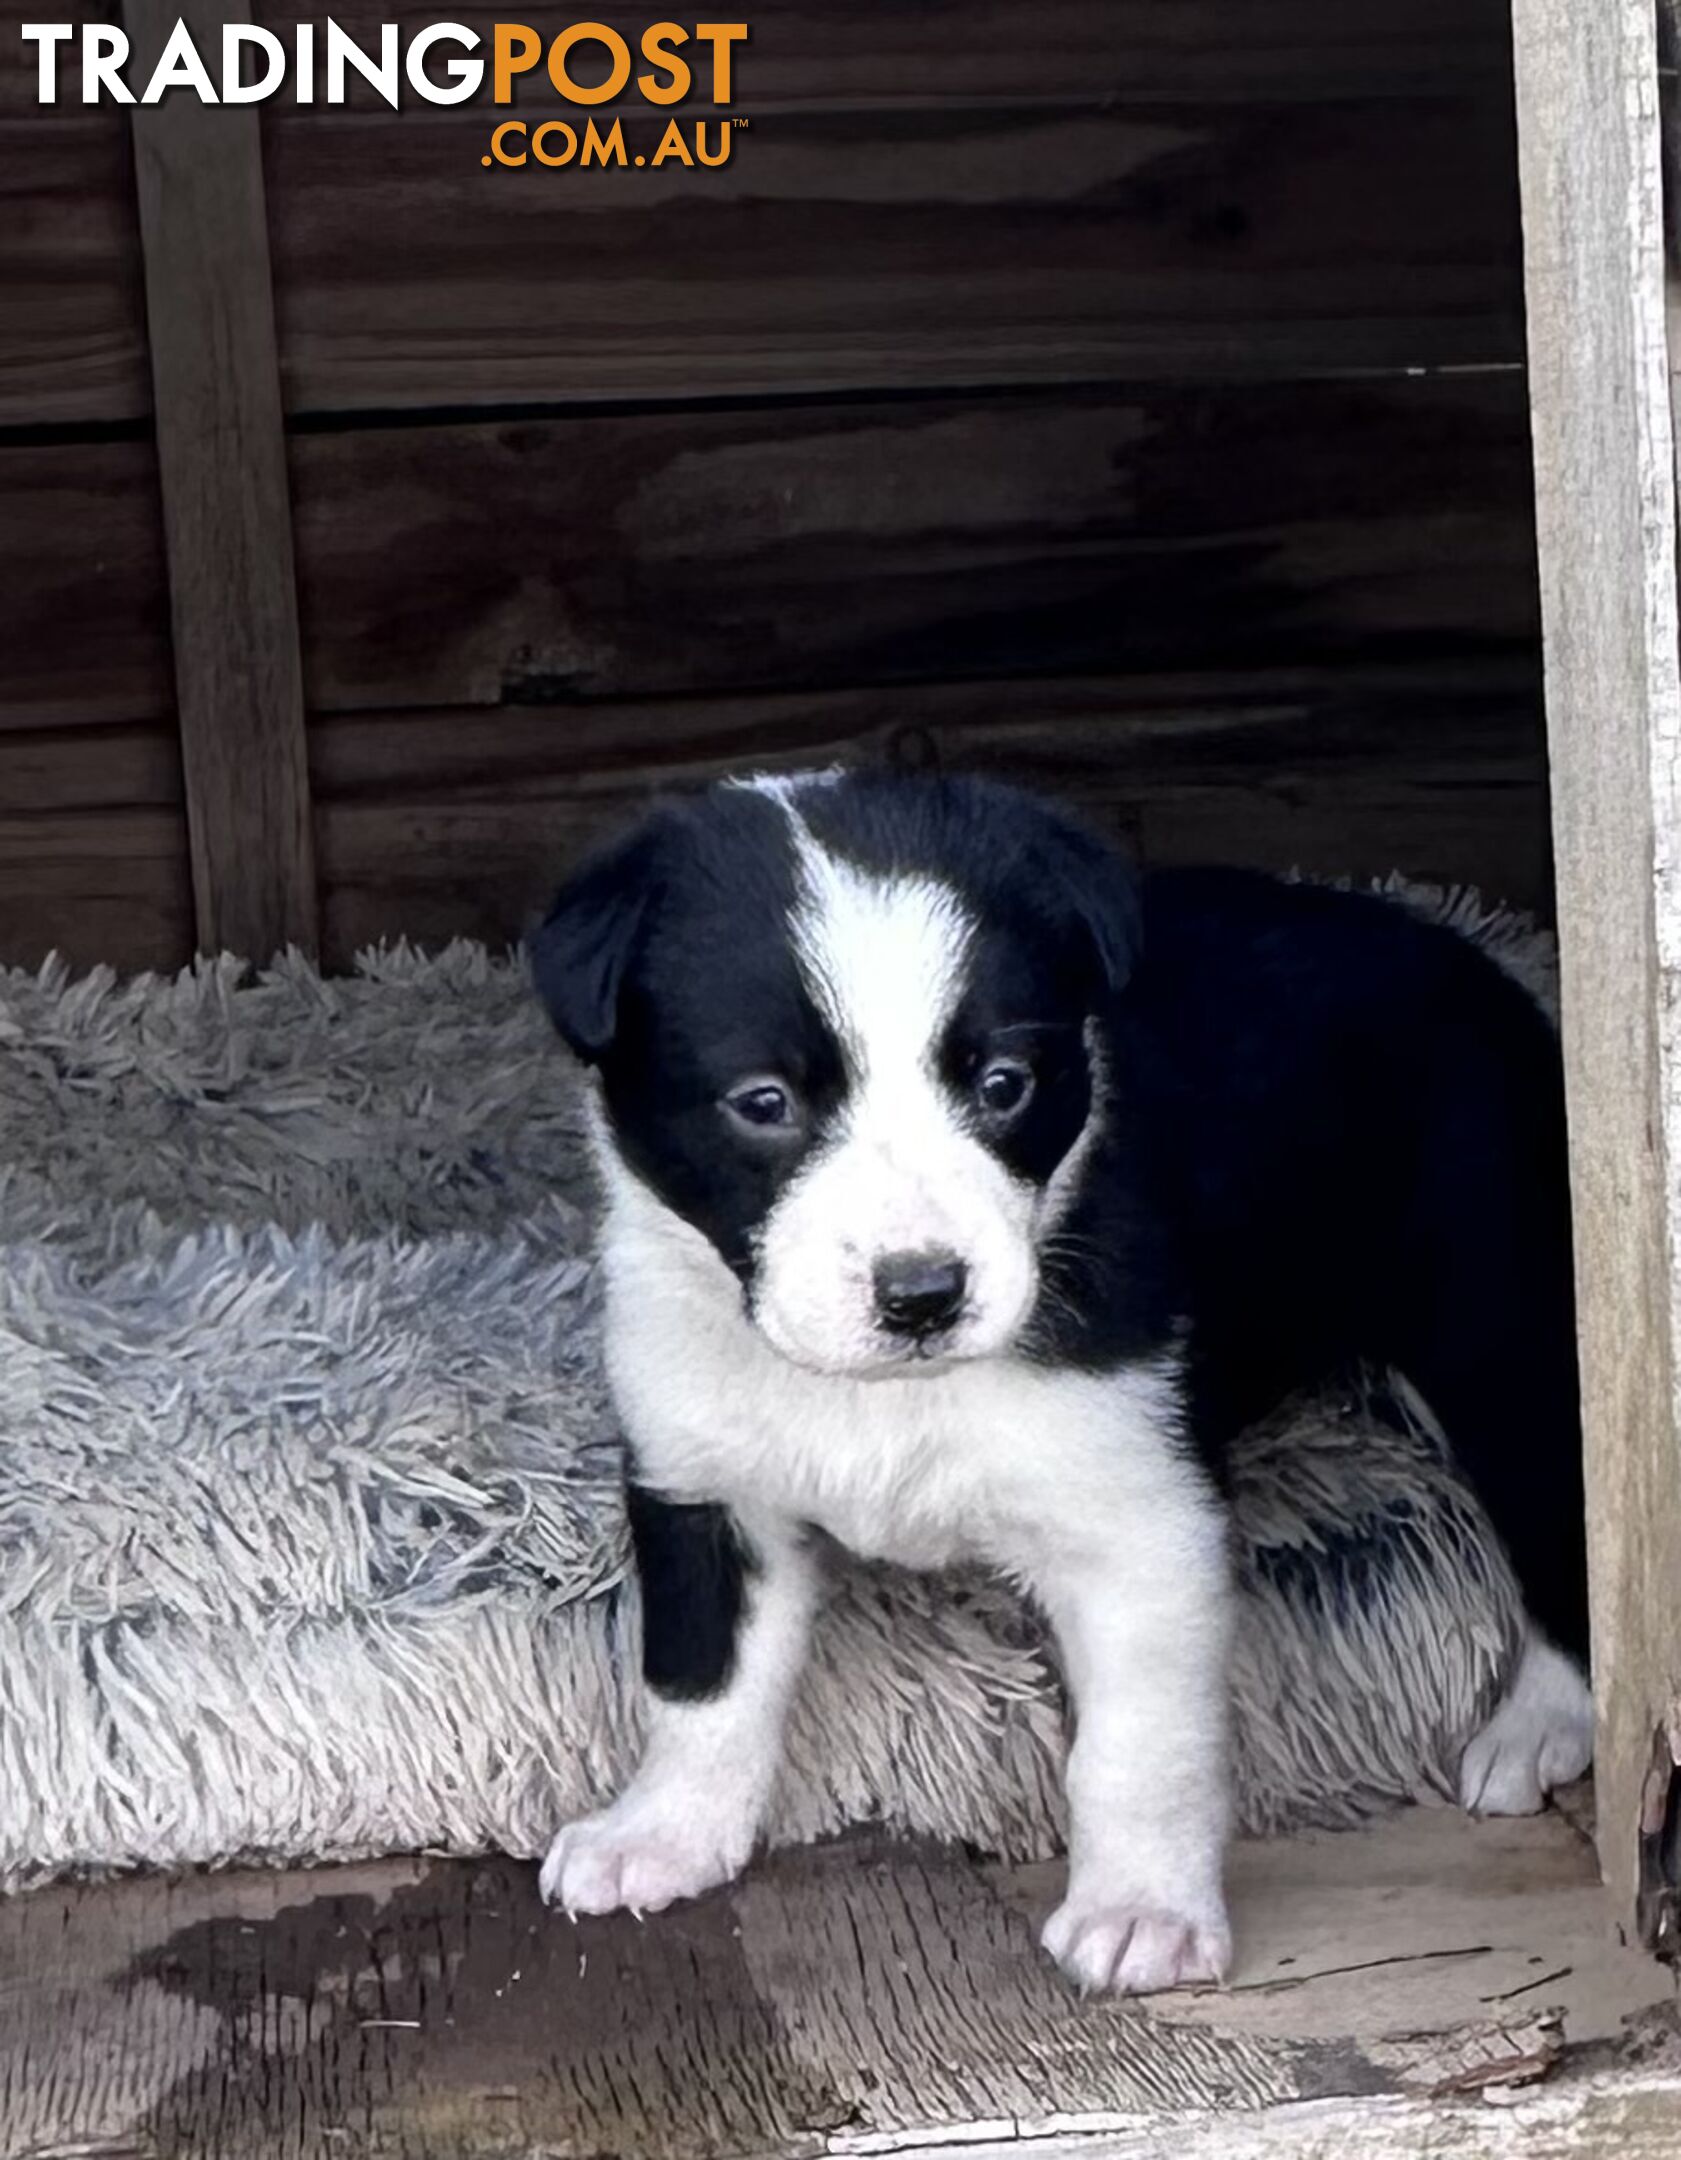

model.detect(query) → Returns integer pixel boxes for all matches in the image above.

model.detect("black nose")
[873,1251,968,1338]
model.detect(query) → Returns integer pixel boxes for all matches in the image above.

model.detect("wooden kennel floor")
[5,1796,1679,2160]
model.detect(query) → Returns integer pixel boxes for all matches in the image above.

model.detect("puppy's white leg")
[541,1509,817,1915]
[1032,1479,1234,1997]
[1458,1627,1594,1817]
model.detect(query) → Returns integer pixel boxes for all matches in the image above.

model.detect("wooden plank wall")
[0,0,1547,971]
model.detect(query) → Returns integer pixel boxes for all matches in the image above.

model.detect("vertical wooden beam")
[125,0,317,961]
[1511,0,1681,1945]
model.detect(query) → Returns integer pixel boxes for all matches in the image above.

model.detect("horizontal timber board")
[0,806,193,973]
[0,72,1523,423]
[0,435,173,727]
[0,376,1537,727]
[282,377,1540,710]
[261,92,1524,411]
[0,664,1547,973]
[308,664,1551,967]
[0,720,189,971]
[0,115,150,427]
[3,717,183,813]
[0,0,1518,114]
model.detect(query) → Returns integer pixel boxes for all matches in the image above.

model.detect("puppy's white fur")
[1458,1627,1594,1816]
[757,817,1036,1372]
[551,1152,1234,1990]
[543,817,1235,1993]
[541,1512,819,1916]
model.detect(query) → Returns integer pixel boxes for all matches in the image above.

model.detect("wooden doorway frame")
[1511,0,1681,1949]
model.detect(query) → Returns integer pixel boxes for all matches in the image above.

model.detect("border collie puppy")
[528,771,1591,1995]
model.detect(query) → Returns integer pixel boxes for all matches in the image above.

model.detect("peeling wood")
[855,2073,1681,2160]
[1638,1727,1681,1959]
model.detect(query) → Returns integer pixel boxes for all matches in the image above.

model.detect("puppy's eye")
[723,1077,801,1135]
[976,1059,1033,1118]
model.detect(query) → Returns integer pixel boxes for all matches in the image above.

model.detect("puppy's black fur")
[1122,867,1584,1656]
[534,774,1587,1670]
[625,1484,758,1699]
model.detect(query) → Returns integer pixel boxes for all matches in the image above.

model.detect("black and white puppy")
[529,770,1592,1995]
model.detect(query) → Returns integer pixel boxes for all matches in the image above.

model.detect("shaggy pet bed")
[0,884,1550,1889]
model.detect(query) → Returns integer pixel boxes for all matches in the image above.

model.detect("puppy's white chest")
[600,1215,1183,1576]
[612,1294,999,1566]
[762,1390,992,1570]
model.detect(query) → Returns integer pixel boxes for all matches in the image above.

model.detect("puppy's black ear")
[1039,812,1142,995]
[527,817,666,1061]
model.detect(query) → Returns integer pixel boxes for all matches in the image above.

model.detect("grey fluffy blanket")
[0,888,1546,1888]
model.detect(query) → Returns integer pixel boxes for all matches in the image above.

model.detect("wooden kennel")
[3,0,1681,2143]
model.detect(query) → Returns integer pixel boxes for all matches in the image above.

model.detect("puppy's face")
[532,775,1135,1376]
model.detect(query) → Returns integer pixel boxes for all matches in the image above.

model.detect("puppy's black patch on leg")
[626,1483,757,1701]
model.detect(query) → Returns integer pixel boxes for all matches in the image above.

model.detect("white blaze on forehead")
[730,766,844,809]
[784,828,972,1085]
[744,798,1039,1372]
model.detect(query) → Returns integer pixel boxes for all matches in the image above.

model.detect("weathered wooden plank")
[0,379,1538,730]
[1511,0,1681,1943]
[262,93,1523,412]
[0,663,1547,973]
[0,0,1524,426]
[0,722,190,971]
[0,1811,1668,2160]
[307,664,1550,966]
[2,718,183,814]
[0,810,194,973]
[0,116,151,426]
[1,0,1516,116]
[126,0,318,961]
[881,2077,1681,2160]
[249,0,1517,111]
[0,438,172,730]
[993,1799,1657,2049]
[280,380,1536,713]
[0,82,1529,422]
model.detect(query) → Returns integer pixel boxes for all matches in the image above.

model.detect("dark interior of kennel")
[0,0,1548,974]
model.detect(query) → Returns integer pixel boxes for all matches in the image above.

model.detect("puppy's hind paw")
[1041,1889,1231,1997]
[1459,1631,1594,1818]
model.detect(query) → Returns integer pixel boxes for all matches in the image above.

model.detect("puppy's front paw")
[539,1798,752,1917]
[1041,1887,1231,1996]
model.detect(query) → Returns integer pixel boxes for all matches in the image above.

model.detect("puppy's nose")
[873,1251,968,1338]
